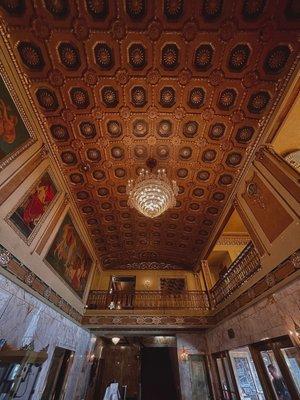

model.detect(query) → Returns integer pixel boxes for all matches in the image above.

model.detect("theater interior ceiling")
[0,0,299,270]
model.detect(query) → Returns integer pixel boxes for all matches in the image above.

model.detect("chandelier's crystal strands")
[126,169,179,218]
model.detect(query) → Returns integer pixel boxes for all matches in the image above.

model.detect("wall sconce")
[144,279,151,289]
[288,317,300,342]
[289,322,300,339]
[180,347,189,362]
[112,337,120,345]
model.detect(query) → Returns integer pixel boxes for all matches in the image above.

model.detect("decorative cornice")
[0,244,82,323]
[82,314,214,328]
[111,261,185,270]
[216,234,250,246]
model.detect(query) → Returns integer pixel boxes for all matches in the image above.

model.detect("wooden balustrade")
[87,243,261,312]
[87,290,210,311]
[210,242,261,307]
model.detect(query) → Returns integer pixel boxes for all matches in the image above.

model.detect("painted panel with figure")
[8,171,58,242]
[45,213,92,298]
[0,74,32,164]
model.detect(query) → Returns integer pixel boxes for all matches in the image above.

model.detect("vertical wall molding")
[0,148,43,205]
[255,146,300,209]
[234,197,266,257]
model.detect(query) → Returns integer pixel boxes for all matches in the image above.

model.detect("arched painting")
[45,213,92,298]
[0,75,33,165]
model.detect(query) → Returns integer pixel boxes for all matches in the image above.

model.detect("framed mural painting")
[6,170,59,243]
[0,72,35,169]
[44,213,92,298]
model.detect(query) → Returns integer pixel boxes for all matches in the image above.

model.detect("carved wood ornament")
[0,0,299,270]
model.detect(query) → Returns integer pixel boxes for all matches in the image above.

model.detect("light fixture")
[126,158,178,218]
[112,337,120,345]
[144,279,151,289]
[180,347,189,362]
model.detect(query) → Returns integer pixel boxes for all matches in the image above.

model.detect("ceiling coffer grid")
[1,0,299,269]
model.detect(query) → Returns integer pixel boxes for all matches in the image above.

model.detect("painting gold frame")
[5,167,60,245]
[0,64,36,171]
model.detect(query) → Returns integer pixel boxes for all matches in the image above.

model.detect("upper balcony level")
[210,242,261,307]
[83,241,299,331]
[88,289,210,312]
[86,242,261,314]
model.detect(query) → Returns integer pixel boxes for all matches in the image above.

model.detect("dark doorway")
[141,347,181,400]
[42,347,74,400]
[109,276,136,309]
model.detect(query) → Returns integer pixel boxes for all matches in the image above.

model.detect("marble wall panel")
[207,278,300,353]
[0,274,95,400]
[176,334,209,400]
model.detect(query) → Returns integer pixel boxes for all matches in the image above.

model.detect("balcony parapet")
[83,250,299,330]
[210,242,261,307]
[87,244,261,315]
[87,289,210,312]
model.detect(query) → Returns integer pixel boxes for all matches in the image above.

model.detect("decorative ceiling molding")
[0,0,299,270]
[110,261,185,270]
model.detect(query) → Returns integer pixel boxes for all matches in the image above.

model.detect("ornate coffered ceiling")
[0,0,299,270]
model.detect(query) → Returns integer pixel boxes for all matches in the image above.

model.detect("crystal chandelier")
[126,158,178,218]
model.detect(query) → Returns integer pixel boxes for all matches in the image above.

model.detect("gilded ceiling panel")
[0,0,299,269]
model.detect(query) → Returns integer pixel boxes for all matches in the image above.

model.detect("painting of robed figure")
[9,172,57,240]
[0,75,31,162]
[45,213,92,298]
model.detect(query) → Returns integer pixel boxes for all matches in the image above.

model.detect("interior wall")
[176,334,215,400]
[0,274,95,400]
[207,209,250,285]
[206,278,300,354]
[91,267,102,290]
[207,250,232,286]
[235,147,300,270]
[208,146,300,312]
[272,93,300,156]
[92,269,202,291]
[211,243,246,264]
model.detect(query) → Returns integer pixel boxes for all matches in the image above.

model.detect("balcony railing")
[210,242,261,307]
[87,243,261,313]
[87,290,210,311]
